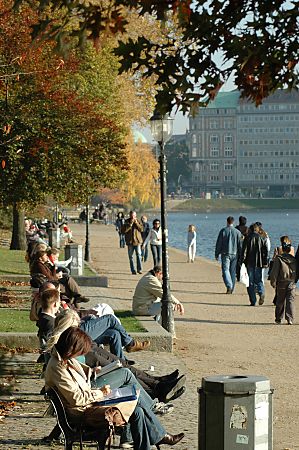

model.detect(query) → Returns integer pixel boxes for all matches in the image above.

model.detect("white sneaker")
[119,443,134,449]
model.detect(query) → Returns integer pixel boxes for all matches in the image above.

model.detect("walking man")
[122,210,144,275]
[215,216,242,294]
[241,223,269,306]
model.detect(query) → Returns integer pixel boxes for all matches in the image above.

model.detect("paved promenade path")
[0,222,298,450]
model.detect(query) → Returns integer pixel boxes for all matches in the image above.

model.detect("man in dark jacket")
[242,223,268,306]
[121,210,144,274]
[215,216,242,294]
[270,238,298,324]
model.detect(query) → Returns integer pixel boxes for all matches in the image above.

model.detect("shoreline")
[154,197,299,213]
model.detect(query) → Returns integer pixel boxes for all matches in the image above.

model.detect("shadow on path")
[176,317,278,326]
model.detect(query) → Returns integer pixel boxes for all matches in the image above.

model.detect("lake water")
[166,210,299,260]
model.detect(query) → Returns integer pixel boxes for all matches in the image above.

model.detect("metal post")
[159,142,175,335]
[84,203,90,262]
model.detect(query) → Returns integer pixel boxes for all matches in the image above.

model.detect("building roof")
[206,90,240,109]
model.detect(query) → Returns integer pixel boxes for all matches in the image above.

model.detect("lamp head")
[150,109,173,144]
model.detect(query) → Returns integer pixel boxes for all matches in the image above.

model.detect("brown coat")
[121,218,143,246]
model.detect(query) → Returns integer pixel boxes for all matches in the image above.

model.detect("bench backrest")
[45,387,75,438]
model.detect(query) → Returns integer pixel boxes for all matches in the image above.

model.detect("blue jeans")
[119,233,126,248]
[246,266,264,305]
[221,254,237,291]
[128,245,142,273]
[150,244,162,266]
[141,244,149,262]
[93,368,165,448]
[80,315,132,359]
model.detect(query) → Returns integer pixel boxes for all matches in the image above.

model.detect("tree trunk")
[10,203,27,250]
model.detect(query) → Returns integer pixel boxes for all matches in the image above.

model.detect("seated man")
[132,265,185,320]
[37,286,151,361]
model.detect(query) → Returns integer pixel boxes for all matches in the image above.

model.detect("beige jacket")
[45,347,136,426]
[132,271,180,315]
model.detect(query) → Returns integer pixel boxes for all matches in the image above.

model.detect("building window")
[224,135,233,143]
[210,148,219,157]
[224,162,233,171]
[210,120,219,129]
[195,162,200,172]
[224,120,233,129]
[210,162,219,171]
[210,135,219,143]
[224,147,233,157]
[192,134,197,143]
[224,175,233,181]
[191,148,197,158]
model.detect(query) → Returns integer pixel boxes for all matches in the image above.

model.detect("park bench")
[45,387,111,450]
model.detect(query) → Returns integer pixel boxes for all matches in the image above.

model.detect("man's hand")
[100,384,111,396]
[174,303,184,315]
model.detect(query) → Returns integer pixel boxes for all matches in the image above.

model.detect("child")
[270,237,298,325]
[187,224,197,263]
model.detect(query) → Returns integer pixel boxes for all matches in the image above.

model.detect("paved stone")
[0,351,194,449]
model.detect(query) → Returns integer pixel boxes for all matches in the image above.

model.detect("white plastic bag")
[240,264,249,287]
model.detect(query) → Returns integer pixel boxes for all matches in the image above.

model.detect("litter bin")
[48,228,60,249]
[65,243,83,276]
[198,375,273,450]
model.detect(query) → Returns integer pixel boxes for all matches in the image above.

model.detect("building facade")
[187,89,299,197]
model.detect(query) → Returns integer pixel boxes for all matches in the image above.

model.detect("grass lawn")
[0,309,146,333]
[0,248,28,275]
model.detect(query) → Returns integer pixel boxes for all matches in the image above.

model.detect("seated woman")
[45,327,185,450]
[30,248,89,307]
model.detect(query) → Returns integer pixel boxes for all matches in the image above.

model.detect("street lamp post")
[150,110,174,335]
[84,202,90,262]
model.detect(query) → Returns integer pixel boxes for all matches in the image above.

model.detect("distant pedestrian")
[143,219,162,266]
[215,216,242,294]
[187,224,197,262]
[241,223,268,306]
[236,216,249,237]
[121,211,143,275]
[270,237,298,325]
[115,212,126,248]
[141,215,150,262]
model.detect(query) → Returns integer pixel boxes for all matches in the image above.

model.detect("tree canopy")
[13,0,299,113]
[0,1,129,212]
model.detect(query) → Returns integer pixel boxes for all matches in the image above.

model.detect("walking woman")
[143,219,162,266]
[187,224,197,262]
[115,212,126,248]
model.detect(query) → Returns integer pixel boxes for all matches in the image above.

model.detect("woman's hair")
[35,249,47,260]
[117,212,124,218]
[188,224,196,232]
[47,247,59,256]
[153,219,160,226]
[55,327,92,360]
[46,309,81,350]
[280,235,291,245]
